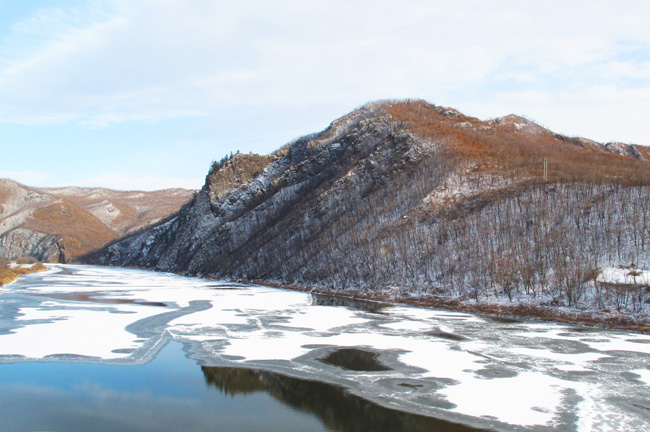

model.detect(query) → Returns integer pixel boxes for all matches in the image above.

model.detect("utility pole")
[543,157,548,182]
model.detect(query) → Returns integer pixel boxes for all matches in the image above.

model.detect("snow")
[398,340,483,379]
[86,200,121,225]
[379,320,432,331]
[283,305,369,331]
[599,267,650,284]
[0,306,162,359]
[170,303,250,326]
[423,169,512,205]
[508,347,607,367]
[579,334,650,356]
[442,372,564,426]
[633,369,650,386]
[1,264,649,431]
[219,332,316,361]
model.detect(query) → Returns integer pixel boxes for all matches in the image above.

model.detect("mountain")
[0,180,194,262]
[85,100,650,321]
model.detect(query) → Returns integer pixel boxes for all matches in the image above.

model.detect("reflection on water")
[310,293,388,314]
[481,316,522,324]
[426,330,468,342]
[562,326,606,333]
[202,366,482,432]
[0,340,483,432]
[319,348,392,371]
[0,342,330,432]
[31,291,167,307]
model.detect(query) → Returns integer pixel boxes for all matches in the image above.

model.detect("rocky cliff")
[85,100,650,316]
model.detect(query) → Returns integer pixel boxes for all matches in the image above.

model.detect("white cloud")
[593,60,650,81]
[461,84,650,144]
[1,0,650,144]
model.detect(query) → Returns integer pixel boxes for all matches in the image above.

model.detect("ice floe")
[0,305,163,359]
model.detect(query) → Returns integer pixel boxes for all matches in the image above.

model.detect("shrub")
[209,151,241,175]
[16,256,37,265]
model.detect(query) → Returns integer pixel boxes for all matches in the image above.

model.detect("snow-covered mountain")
[85,100,650,319]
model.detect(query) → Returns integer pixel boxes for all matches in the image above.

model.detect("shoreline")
[73,263,650,333]
[0,263,48,286]
[245,279,650,334]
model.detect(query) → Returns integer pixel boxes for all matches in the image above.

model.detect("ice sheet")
[0,305,162,359]
[1,264,649,431]
[442,372,564,426]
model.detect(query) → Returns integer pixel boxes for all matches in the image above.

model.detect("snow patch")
[86,200,121,225]
[0,306,162,359]
[599,267,650,285]
[633,369,650,386]
[423,170,511,205]
[442,372,564,426]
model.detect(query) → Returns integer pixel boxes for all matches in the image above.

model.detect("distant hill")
[0,180,194,262]
[85,99,650,321]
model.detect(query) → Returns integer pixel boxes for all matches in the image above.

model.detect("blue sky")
[1,0,649,190]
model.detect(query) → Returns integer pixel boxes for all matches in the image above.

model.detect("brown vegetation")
[28,200,116,258]
[383,100,650,185]
[43,187,195,235]
[0,262,47,286]
[207,152,273,199]
[15,256,37,264]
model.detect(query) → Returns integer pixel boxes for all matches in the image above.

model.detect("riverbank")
[249,280,650,333]
[0,263,48,286]
[80,264,650,333]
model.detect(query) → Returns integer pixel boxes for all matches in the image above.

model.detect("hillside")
[85,100,650,325]
[0,180,194,262]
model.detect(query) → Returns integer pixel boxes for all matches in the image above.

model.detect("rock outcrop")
[0,228,63,262]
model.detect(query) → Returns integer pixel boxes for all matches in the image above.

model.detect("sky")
[0,0,649,191]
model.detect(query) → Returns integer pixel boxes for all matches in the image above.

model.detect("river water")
[0,265,649,431]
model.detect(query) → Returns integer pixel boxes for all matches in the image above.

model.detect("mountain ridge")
[0,179,194,262]
[85,99,650,323]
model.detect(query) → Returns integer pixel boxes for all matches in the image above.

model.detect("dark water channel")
[0,341,479,432]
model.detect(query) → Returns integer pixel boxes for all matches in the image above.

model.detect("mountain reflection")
[319,348,391,371]
[202,366,482,432]
[310,293,388,314]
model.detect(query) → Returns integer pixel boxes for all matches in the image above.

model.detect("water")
[0,342,334,432]
[1,265,649,431]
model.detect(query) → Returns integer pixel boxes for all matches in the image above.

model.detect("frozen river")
[1,265,649,431]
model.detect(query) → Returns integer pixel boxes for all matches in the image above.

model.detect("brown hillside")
[0,179,194,262]
[383,100,650,185]
[28,200,116,258]
[207,153,274,199]
[41,187,195,235]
